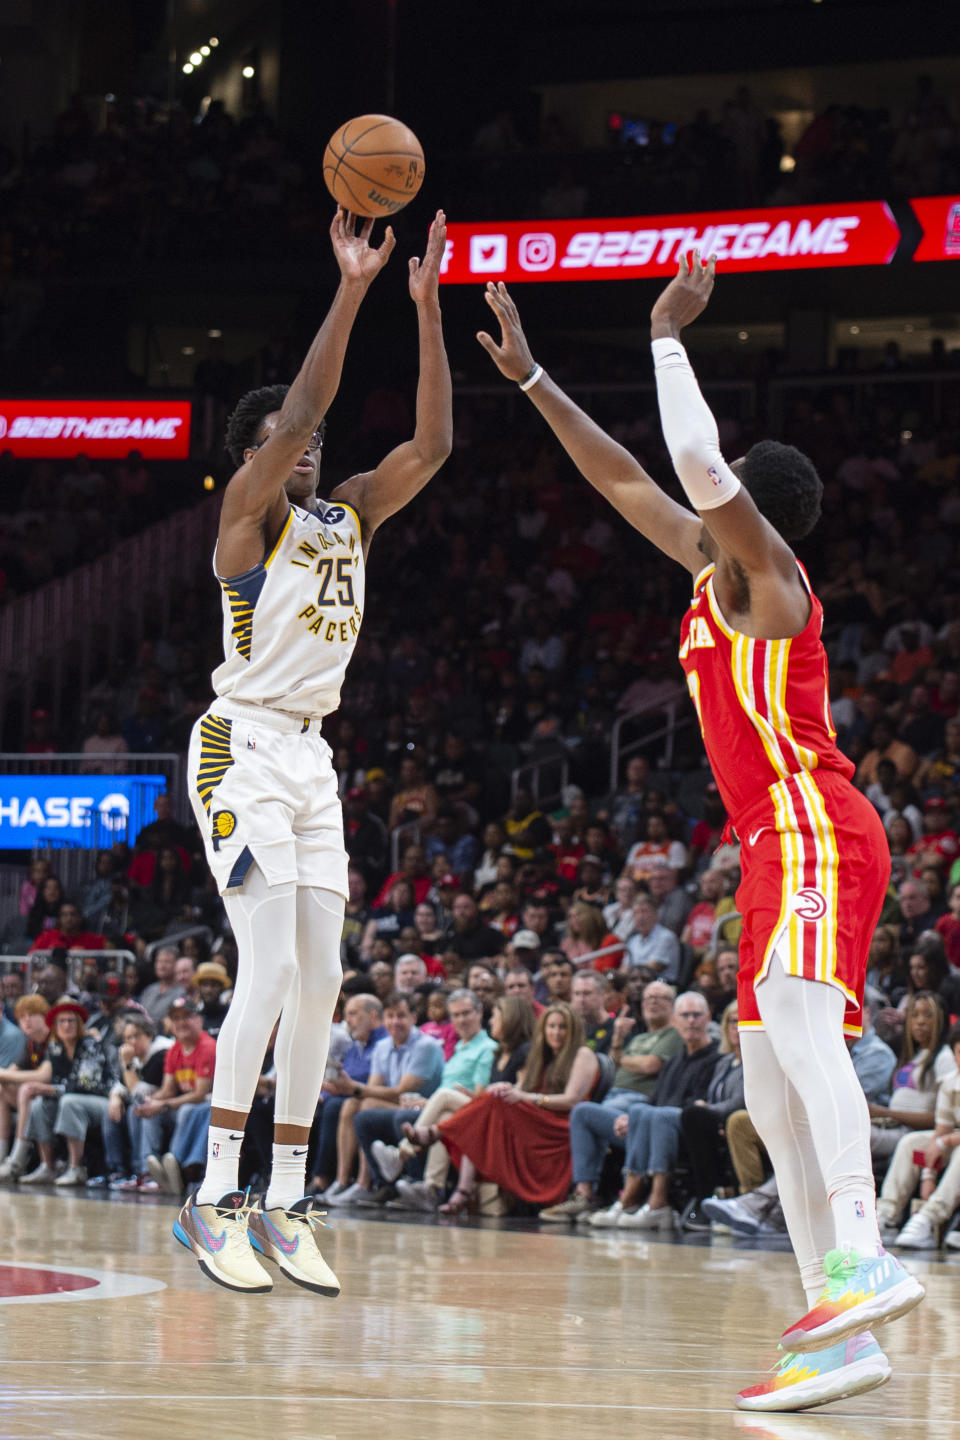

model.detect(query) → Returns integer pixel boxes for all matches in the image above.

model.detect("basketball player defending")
[175,208,451,1295]
[477,258,924,1412]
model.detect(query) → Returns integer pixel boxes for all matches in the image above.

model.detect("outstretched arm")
[650,252,796,582]
[477,283,702,574]
[217,210,395,576]
[333,211,452,550]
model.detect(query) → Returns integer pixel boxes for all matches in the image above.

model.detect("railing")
[609,695,692,793]
[767,368,960,436]
[144,925,215,961]
[510,753,569,811]
[390,818,423,874]
[1,950,138,991]
[0,495,220,740]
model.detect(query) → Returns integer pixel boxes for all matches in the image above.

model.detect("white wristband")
[519,363,543,392]
[652,338,742,512]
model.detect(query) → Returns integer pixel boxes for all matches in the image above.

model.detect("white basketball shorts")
[187,697,347,898]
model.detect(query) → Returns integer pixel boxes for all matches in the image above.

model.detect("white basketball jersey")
[211,500,365,719]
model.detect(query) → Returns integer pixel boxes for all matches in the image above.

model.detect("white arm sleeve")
[651,337,742,512]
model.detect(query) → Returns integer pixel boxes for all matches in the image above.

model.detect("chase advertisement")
[0,775,167,849]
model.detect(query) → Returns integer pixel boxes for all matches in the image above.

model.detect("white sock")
[196,1126,244,1205]
[831,1190,884,1257]
[265,1142,308,1211]
[10,1138,32,1167]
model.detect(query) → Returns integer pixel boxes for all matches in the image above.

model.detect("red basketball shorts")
[734,770,890,1038]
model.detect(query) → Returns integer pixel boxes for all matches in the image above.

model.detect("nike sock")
[265,1142,309,1211]
[196,1127,244,1205]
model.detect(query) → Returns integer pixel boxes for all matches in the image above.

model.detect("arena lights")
[242,65,255,78]
[209,37,219,47]
[200,45,211,56]
[182,63,194,74]
[189,51,203,66]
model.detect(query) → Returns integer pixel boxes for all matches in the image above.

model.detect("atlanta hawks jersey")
[678,561,854,824]
[211,499,365,719]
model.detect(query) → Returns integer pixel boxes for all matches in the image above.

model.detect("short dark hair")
[382,990,413,1014]
[739,440,823,541]
[223,384,326,468]
[947,1021,960,1051]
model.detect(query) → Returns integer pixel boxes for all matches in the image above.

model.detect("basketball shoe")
[173,1191,272,1293]
[247,1195,340,1296]
[736,1331,890,1412]
[780,1247,924,1354]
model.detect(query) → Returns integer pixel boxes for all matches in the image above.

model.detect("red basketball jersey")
[678,562,854,825]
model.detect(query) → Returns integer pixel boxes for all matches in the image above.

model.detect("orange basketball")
[323,114,425,219]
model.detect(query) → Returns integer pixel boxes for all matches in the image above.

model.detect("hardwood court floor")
[1,1190,957,1440]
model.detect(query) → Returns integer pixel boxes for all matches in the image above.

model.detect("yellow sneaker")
[173,1191,272,1293]
[247,1195,341,1297]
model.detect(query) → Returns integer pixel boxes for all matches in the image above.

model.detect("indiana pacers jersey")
[678,560,853,826]
[211,499,365,719]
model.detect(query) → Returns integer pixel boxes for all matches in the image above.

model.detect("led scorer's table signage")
[0,775,167,848]
[0,400,191,458]
[438,195,960,284]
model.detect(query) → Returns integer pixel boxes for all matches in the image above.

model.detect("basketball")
[322,114,425,219]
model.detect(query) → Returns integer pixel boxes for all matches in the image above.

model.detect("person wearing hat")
[135,997,216,1197]
[194,963,232,1039]
[19,1000,124,1187]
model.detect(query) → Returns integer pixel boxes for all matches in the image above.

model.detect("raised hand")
[476,281,537,382]
[408,209,447,306]
[650,248,717,337]
[330,207,395,286]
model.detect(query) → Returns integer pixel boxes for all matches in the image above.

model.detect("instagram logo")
[518,232,557,272]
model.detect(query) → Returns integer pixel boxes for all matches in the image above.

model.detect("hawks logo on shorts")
[789,888,828,923]
[211,809,237,852]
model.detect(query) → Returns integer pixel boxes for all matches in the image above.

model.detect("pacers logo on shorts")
[211,809,237,852]
[790,888,828,922]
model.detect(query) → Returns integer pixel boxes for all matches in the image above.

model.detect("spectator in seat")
[138,945,186,1026]
[420,989,457,1059]
[0,995,50,1177]
[368,960,395,1004]
[343,786,388,886]
[136,997,216,1196]
[899,935,960,1019]
[2,970,25,1023]
[589,991,717,1230]
[427,1001,599,1214]
[542,954,574,1004]
[539,980,681,1221]
[361,878,417,959]
[307,992,386,1199]
[561,901,622,970]
[571,970,615,1053]
[935,881,960,967]
[869,991,954,1166]
[80,710,129,773]
[388,758,438,831]
[503,965,544,1014]
[131,846,194,940]
[603,876,638,943]
[194,962,231,1037]
[394,953,429,995]
[681,868,725,957]
[624,813,688,883]
[678,1001,746,1229]
[446,894,504,963]
[27,901,106,955]
[696,945,740,1021]
[110,1013,173,1191]
[325,991,444,1207]
[32,961,72,1008]
[623,894,681,981]
[878,1021,960,1249]
[609,755,659,852]
[25,876,65,941]
[20,1001,125,1188]
[18,858,51,919]
[131,792,194,857]
[647,867,692,937]
[897,879,939,952]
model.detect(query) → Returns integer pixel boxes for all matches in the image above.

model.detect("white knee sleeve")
[273,887,344,1128]
[216,863,298,1116]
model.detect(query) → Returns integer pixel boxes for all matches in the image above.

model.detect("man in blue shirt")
[350,988,496,1206]
[326,991,444,1207]
[624,895,681,982]
[308,992,387,1198]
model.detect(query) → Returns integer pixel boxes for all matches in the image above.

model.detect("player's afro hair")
[223,384,290,468]
[739,440,823,542]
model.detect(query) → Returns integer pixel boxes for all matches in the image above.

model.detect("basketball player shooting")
[477,257,924,1413]
[175,207,451,1295]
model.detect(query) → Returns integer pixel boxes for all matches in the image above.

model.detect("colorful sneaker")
[780,1247,925,1354]
[173,1191,272,1293]
[247,1196,340,1297]
[736,1331,890,1412]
